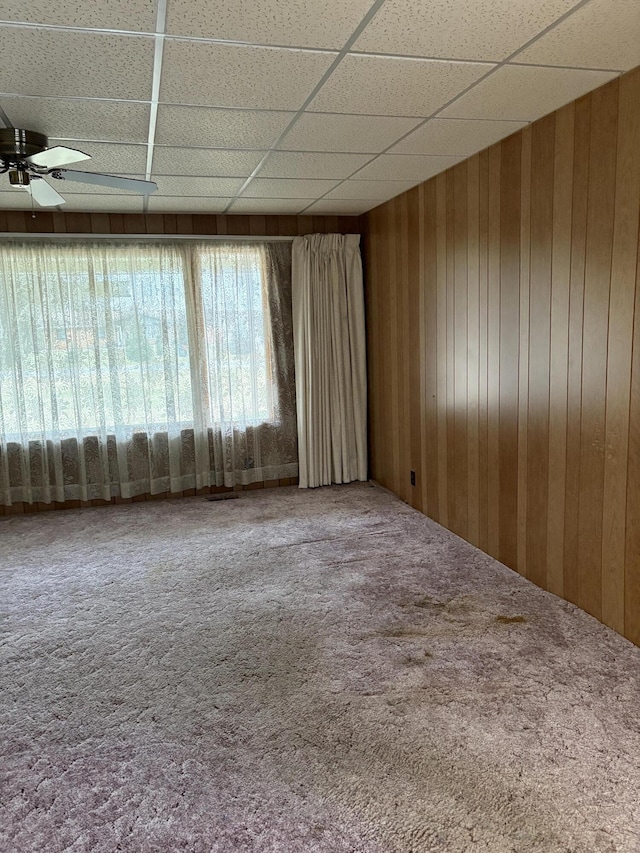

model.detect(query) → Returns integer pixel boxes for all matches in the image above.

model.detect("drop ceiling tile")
[514,0,640,71]
[152,177,244,196]
[309,55,494,117]
[259,151,370,179]
[148,197,233,213]
[227,198,312,214]
[0,190,33,209]
[353,154,463,181]
[0,27,154,100]
[62,195,144,212]
[279,112,422,153]
[0,97,151,143]
[440,64,619,121]
[165,0,372,49]
[160,41,336,110]
[152,148,265,177]
[49,140,147,173]
[155,105,294,149]
[55,175,145,194]
[305,198,382,214]
[353,0,581,61]
[241,178,340,198]
[325,179,421,200]
[390,117,527,155]
[0,0,156,32]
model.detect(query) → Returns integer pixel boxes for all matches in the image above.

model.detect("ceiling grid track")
[142,0,168,214]
[221,0,390,213]
[299,0,600,213]
[0,0,636,216]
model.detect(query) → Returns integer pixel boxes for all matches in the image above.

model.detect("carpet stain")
[1,483,639,853]
[380,626,431,638]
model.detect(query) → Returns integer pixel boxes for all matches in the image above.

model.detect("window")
[196,244,275,428]
[0,241,275,441]
[0,239,298,504]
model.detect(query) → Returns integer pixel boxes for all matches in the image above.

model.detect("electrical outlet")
[410,470,416,487]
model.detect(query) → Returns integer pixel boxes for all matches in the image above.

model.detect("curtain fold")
[291,233,367,489]
[0,239,297,505]
[190,241,298,488]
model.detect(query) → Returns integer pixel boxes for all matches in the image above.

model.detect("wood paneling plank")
[453,162,469,539]
[546,103,574,597]
[498,133,521,570]
[467,155,480,547]
[517,126,532,577]
[603,69,640,633]
[526,113,555,588]
[625,224,640,646]
[407,188,422,511]
[446,170,457,530]
[563,95,591,607]
[486,144,501,559]
[477,150,490,554]
[423,181,439,521]
[576,81,618,620]
[436,173,449,527]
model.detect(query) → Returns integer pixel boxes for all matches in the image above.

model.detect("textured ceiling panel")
[240,178,340,198]
[155,105,295,149]
[49,140,148,173]
[259,151,371,179]
[514,0,640,71]
[0,96,151,143]
[440,64,618,121]
[0,190,33,209]
[353,154,464,181]
[305,198,382,214]
[0,0,632,216]
[61,195,145,212]
[152,176,244,196]
[0,27,154,100]
[0,0,156,32]
[353,0,581,61]
[309,55,495,116]
[390,117,528,155]
[160,41,336,110]
[152,147,265,177]
[325,179,421,200]
[165,0,373,49]
[227,198,312,214]
[147,196,233,212]
[278,112,422,153]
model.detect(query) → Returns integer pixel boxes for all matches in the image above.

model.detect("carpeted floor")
[1,483,640,853]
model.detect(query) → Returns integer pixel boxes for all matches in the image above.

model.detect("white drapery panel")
[0,240,297,505]
[291,234,367,489]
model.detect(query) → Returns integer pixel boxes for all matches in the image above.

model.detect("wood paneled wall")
[363,66,640,645]
[0,210,362,237]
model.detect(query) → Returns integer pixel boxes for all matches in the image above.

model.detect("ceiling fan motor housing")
[8,168,30,187]
[0,128,48,166]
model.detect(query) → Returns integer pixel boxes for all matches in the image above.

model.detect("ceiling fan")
[0,128,157,207]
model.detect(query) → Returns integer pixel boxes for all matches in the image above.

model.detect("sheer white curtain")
[0,239,297,505]
[291,234,367,488]
[191,242,298,487]
[0,241,195,504]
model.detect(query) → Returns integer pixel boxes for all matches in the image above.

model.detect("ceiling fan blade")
[25,145,91,169]
[29,177,66,207]
[53,169,157,194]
